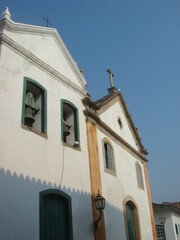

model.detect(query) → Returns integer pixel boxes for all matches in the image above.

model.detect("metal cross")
[106,69,114,88]
[42,16,52,28]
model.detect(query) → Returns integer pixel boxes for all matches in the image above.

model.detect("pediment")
[0,11,87,91]
[96,92,146,153]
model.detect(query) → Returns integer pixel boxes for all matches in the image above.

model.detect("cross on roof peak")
[42,16,52,28]
[106,69,114,88]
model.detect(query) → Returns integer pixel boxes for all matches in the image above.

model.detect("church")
[0,7,157,240]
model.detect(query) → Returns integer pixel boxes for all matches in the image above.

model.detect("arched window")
[135,162,144,189]
[40,189,73,240]
[22,77,47,134]
[123,197,141,240]
[61,99,80,147]
[102,138,116,175]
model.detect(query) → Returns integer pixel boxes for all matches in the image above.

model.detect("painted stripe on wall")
[86,120,106,240]
[143,163,157,240]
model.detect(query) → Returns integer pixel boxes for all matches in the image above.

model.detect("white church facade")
[0,8,156,240]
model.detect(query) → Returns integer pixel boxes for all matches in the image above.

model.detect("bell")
[63,122,71,137]
[25,92,39,127]
[25,107,35,127]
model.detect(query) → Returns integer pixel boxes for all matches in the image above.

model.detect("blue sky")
[0,0,180,203]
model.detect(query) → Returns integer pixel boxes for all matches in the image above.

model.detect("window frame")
[156,225,166,240]
[21,77,47,136]
[135,162,144,190]
[61,99,80,147]
[102,138,116,176]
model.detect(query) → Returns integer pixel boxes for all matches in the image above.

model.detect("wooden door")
[126,203,136,240]
[40,190,73,240]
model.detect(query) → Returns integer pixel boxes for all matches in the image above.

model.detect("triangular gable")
[95,91,147,154]
[0,8,87,93]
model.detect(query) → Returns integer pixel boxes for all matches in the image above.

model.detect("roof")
[153,202,180,214]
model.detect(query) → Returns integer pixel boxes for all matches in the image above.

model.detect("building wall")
[154,210,180,240]
[97,128,153,240]
[0,41,94,240]
[0,12,156,240]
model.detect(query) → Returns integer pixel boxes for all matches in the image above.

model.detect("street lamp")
[159,216,166,225]
[94,190,105,230]
[159,216,166,240]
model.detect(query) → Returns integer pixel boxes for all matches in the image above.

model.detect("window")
[175,224,179,235]
[102,138,116,175]
[156,225,165,240]
[123,197,141,240]
[22,77,47,134]
[61,99,79,147]
[117,116,123,129]
[135,162,144,189]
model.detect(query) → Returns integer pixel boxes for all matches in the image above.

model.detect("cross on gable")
[106,69,114,88]
[42,16,52,28]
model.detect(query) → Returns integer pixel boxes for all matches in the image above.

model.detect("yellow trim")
[143,163,157,240]
[86,120,106,240]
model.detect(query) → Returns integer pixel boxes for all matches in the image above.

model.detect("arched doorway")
[40,189,73,240]
[123,197,141,240]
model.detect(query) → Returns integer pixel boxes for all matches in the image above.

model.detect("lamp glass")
[94,194,105,210]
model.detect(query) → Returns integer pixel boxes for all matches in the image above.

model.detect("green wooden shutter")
[104,143,109,168]
[126,204,136,240]
[40,190,73,240]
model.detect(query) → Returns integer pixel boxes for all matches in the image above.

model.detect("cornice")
[0,18,87,89]
[82,97,100,111]
[0,33,87,97]
[83,108,148,162]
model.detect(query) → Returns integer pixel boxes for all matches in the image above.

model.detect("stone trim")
[135,161,145,190]
[123,196,142,240]
[21,124,48,139]
[102,137,117,177]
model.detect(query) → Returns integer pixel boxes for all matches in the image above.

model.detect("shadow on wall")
[0,168,125,240]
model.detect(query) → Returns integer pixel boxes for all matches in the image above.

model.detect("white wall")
[154,210,180,240]
[0,41,94,240]
[3,28,83,89]
[97,129,153,240]
[99,100,139,151]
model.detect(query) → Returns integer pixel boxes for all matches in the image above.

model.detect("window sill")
[21,124,48,139]
[137,185,145,191]
[104,168,117,177]
[62,141,81,151]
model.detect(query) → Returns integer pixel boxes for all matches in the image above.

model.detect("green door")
[40,189,73,240]
[126,204,136,240]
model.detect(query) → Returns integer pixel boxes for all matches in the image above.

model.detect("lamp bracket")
[94,210,102,231]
